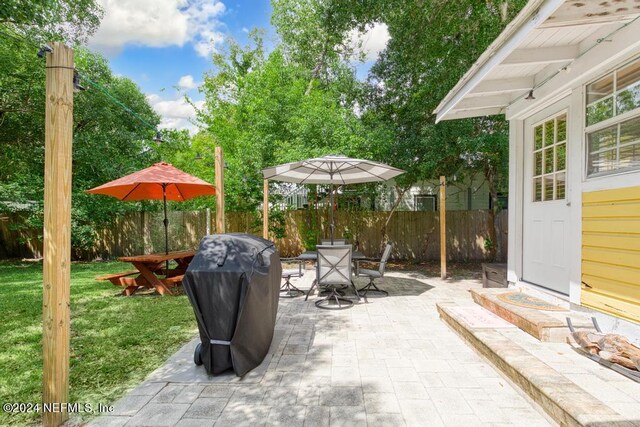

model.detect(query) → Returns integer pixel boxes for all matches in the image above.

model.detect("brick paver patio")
[87,271,553,426]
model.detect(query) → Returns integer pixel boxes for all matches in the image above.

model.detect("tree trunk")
[381,185,409,250]
[305,43,327,96]
[485,166,499,261]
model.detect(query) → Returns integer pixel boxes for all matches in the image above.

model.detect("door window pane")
[544,120,555,146]
[535,126,543,150]
[544,148,554,174]
[543,176,554,200]
[534,151,542,176]
[557,114,567,142]
[556,143,566,171]
[556,173,566,199]
[533,178,542,202]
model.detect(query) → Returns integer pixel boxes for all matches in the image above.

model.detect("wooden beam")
[440,176,447,279]
[441,107,505,121]
[502,45,578,66]
[214,146,225,233]
[456,95,511,111]
[42,42,73,427]
[263,179,269,240]
[468,77,534,97]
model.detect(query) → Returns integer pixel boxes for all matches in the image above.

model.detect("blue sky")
[103,1,272,95]
[87,0,388,132]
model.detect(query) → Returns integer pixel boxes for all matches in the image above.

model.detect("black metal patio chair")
[355,243,393,296]
[280,258,305,298]
[305,245,361,309]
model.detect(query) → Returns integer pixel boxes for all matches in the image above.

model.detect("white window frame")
[414,195,436,212]
[585,56,640,178]
[531,110,568,202]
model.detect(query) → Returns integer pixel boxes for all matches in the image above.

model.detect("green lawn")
[0,260,198,426]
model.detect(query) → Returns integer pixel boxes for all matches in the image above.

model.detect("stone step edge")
[470,288,572,342]
[436,303,630,427]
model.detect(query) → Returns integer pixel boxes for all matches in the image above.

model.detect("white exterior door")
[522,101,571,294]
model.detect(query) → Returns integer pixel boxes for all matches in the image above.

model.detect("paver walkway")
[87,271,553,426]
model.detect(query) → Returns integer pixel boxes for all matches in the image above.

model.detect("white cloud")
[147,94,205,134]
[178,75,198,90]
[89,0,226,58]
[347,22,390,62]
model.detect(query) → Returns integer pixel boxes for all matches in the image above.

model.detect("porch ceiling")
[435,0,640,122]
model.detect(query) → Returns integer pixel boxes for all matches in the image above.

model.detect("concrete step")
[437,303,640,427]
[470,288,593,342]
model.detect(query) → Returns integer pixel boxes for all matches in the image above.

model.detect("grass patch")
[0,260,197,426]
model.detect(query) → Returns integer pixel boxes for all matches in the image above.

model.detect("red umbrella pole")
[162,184,169,272]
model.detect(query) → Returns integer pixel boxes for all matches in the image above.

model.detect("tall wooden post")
[439,176,447,279]
[263,179,269,239]
[214,146,225,233]
[42,42,73,427]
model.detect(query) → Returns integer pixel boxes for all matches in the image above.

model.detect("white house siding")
[378,174,491,211]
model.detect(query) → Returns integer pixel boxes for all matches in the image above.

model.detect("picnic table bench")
[97,250,195,296]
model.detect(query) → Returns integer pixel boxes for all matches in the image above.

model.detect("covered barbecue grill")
[183,233,282,376]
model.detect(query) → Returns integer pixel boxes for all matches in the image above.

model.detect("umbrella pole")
[330,184,335,244]
[163,184,169,272]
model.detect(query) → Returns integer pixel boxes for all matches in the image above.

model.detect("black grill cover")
[183,233,282,376]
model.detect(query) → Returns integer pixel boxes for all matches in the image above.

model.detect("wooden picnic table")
[97,250,196,296]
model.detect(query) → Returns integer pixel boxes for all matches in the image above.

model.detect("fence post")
[215,146,225,233]
[440,176,447,279]
[42,42,73,427]
[263,179,269,239]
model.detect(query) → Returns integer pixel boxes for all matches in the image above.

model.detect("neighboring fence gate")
[0,210,508,261]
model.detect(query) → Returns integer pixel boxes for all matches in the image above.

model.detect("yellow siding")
[582,186,640,324]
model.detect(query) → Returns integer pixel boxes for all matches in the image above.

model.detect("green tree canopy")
[199,32,369,212]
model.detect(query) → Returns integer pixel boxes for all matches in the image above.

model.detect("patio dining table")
[295,250,368,276]
[98,250,195,296]
[296,250,367,261]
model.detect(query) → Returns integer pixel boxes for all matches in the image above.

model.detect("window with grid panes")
[532,113,567,202]
[586,57,640,176]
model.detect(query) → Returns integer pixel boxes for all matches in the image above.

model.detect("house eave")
[434,0,640,123]
[434,0,561,123]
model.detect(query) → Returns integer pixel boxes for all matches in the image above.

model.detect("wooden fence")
[1,210,508,261]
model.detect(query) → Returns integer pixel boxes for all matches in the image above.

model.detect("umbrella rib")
[121,182,142,201]
[298,168,318,185]
[175,183,187,201]
[350,164,390,181]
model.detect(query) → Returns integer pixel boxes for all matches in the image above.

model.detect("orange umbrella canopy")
[86,162,215,201]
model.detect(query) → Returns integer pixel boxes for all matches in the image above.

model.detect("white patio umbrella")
[262,155,405,242]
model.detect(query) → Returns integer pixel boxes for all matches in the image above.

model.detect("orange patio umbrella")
[87,162,216,255]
